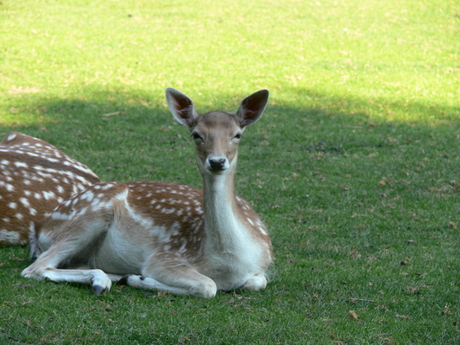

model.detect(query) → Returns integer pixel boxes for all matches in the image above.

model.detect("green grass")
[1,0,459,344]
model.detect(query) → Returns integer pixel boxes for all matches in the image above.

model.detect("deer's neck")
[201,169,248,254]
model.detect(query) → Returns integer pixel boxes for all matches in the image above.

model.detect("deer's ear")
[235,90,269,128]
[166,88,198,128]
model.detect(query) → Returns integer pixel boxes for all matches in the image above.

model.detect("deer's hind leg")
[21,216,114,295]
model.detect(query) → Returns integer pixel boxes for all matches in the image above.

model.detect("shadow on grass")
[3,85,459,128]
[1,86,459,183]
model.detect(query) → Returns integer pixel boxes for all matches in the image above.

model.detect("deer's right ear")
[166,88,197,128]
[236,89,269,128]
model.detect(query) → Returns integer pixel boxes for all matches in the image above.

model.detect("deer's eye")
[192,132,203,142]
[233,133,242,141]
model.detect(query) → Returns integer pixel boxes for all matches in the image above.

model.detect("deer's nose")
[208,157,227,171]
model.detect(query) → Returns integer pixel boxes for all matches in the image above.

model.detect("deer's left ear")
[235,90,269,128]
[166,88,198,129]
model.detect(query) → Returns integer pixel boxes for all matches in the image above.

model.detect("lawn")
[1,0,459,344]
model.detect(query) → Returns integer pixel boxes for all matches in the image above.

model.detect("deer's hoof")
[93,285,109,295]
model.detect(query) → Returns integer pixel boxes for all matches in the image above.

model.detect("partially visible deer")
[0,132,101,246]
[22,88,273,298]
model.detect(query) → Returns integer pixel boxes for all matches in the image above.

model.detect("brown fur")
[0,132,101,246]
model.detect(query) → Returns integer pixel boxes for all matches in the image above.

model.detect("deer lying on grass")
[22,88,273,297]
[0,132,101,246]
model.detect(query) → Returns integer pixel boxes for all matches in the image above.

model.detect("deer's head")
[166,88,269,176]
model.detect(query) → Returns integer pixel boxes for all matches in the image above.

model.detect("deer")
[0,132,101,246]
[21,88,273,298]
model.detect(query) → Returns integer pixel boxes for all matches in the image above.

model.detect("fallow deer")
[21,88,273,298]
[0,132,101,246]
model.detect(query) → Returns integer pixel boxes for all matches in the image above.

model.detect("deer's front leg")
[135,256,217,298]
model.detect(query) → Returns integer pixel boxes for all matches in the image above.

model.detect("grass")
[1,0,459,343]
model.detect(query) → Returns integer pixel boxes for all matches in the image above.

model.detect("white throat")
[201,159,248,253]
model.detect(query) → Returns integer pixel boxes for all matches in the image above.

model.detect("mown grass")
[1,0,459,344]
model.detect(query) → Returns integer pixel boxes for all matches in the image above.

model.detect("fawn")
[22,88,273,297]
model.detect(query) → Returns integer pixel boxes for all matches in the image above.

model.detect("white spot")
[43,191,56,200]
[7,133,17,141]
[14,161,28,168]
[51,212,71,220]
[6,184,14,192]
[8,202,17,209]
[91,201,109,212]
[81,190,94,201]
[29,208,37,216]
[19,197,30,208]
[75,207,88,217]
[101,183,114,191]
[258,227,268,236]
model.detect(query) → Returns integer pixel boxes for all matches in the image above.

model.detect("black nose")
[209,157,226,171]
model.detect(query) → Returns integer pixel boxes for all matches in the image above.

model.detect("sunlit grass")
[2,0,458,124]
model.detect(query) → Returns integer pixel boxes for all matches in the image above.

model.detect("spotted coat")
[0,132,101,246]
